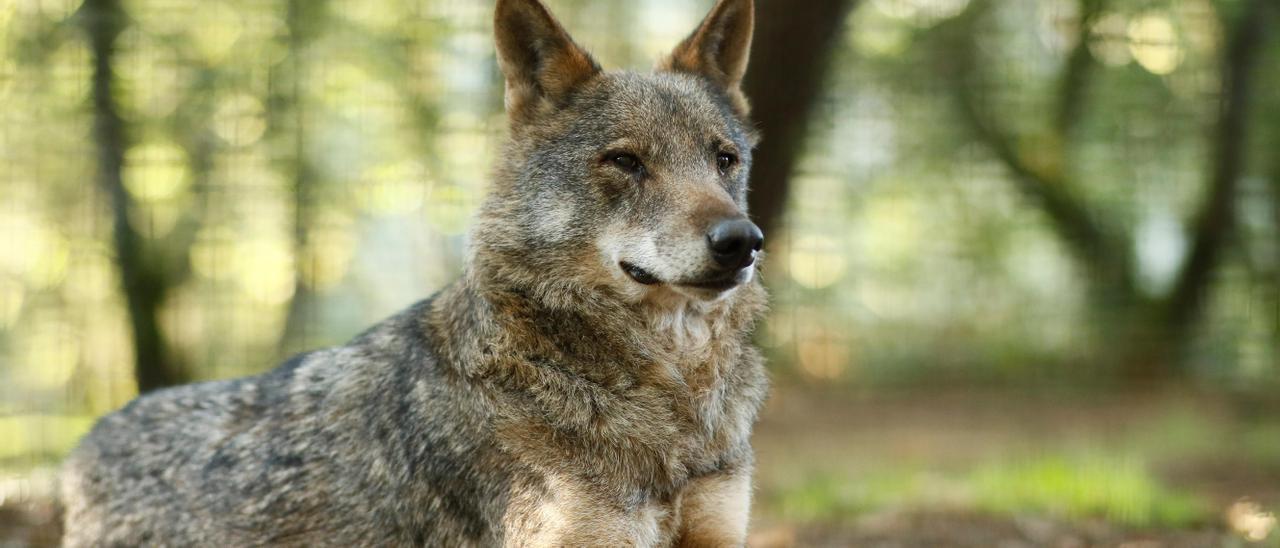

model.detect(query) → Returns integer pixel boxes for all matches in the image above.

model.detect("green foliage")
[767,454,1211,529]
[0,415,94,464]
[1,0,1278,533]
[970,455,1209,528]
[774,470,925,523]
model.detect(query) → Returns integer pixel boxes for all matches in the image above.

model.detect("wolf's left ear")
[494,0,601,124]
[660,0,754,116]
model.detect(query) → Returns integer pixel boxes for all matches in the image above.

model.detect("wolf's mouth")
[620,262,661,285]
[621,262,750,293]
[679,272,745,292]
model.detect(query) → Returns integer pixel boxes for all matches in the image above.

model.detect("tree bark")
[1271,96,1280,363]
[744,0,859,241]
[82,0,186,392]
[1154,0,1270,365]
[277,0,326,357]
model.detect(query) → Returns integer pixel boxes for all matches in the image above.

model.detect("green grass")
[970,454,1209,528]
[767,453,1212,529]
[773,469,924,522]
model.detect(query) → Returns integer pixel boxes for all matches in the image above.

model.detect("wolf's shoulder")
[345,296,439,359]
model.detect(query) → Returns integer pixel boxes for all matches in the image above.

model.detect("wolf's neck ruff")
[422,267,767,503]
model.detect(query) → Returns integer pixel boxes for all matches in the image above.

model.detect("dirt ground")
[0,501,1238,547]
[749,512,1230,547]
[747,384,1279,547]
[3,384,1277,546]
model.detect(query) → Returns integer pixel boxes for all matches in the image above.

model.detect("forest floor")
[2,384,1278,547]
[748,384,1280,547]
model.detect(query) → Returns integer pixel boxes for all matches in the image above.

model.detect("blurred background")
[2,0,1278,545]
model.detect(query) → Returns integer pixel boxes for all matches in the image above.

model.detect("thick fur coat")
[62,0,769,545]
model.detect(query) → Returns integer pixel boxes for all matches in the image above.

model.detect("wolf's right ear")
[494,0,600,124]
[660,0,754,117]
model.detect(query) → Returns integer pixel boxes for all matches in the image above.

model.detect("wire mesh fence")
[1,0,1278,536]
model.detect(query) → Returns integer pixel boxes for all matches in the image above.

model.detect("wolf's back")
[60,299,504,546]
[62,375,269,545]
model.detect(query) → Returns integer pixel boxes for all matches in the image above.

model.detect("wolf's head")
[474,0,762,316]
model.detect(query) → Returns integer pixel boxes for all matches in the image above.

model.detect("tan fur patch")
[677,472,752,547]
[504,475,670,547]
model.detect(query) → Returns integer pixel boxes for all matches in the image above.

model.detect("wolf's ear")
[494,0,600,123]
[660,0,754,115]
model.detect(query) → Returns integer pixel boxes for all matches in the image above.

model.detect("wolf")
[61,0,767,545]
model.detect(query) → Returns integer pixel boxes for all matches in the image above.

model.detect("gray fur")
[62,0,766,545]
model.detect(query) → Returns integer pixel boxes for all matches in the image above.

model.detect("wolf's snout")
[707,218,763,270]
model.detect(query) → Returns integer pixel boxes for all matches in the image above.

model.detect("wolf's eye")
[608,153,643,174]
[716,152,737,174]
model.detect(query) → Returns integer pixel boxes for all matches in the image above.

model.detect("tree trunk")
[1271,105,1280,366]
[1144,0,1271,381]
[744,0,859,241]
[277,0,326,358]
[82,0,186,392]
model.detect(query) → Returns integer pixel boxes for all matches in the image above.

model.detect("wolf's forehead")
[596,72,742,142]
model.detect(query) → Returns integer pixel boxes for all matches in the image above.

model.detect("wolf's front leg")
[676,469,752,547]
[502,474,673,547]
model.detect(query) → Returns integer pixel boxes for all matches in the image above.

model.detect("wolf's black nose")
[707,218,764,270]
